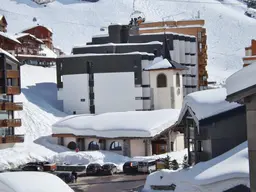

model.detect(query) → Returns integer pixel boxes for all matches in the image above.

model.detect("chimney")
[108,24,122,43]
[120,25,130,43]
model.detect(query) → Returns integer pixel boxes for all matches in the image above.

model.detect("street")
[70,174,147,192]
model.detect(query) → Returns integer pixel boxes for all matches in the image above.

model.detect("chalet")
[52,109,184,156]
[243,39,256,67]
[0,49,23,148]
[138,20,208,90]
[176,88,247,165]
[226,62,256,192]
[0,16,7,32]
[21,25,53,50]
[14,33,56,66]
[0,32,21,55]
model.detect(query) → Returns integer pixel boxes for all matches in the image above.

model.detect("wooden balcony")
[0,86,21,95]
[0,135,24,144]
[0,119,22,127]
[0,102,23,111]
[0,70,20,79]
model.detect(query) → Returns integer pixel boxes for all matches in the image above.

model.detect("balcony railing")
[0,119,22,127]
[0,70,20,79]
[0,135,24,144]
[0,86,21,95]
[0,102,23,111]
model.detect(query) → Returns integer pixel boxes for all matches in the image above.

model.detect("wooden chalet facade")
[0,51,24,146]
[21,25,53,50]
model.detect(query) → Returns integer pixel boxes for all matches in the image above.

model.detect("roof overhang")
[226,84,256,103]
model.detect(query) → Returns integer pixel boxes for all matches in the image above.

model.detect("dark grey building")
[71,24,198,96]
[177,105,247,165]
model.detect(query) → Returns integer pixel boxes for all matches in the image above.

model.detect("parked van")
[138,159,157,173]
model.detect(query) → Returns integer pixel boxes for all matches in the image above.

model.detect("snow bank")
[132,149,187,164]
[143,142,249,192]
[180,88,241,121]
[0,172,74,192]
[52,109,181,138]
[226,63,256,96]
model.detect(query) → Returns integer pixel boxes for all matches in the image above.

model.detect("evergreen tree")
[170,159,179,170]
[164,155,171,169]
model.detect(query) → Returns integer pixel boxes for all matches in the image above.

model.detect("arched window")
[67,141,77,150]
[176,73,180,87]
[110,141,122,151]
[157,73,167,88]
[88,141,99,150]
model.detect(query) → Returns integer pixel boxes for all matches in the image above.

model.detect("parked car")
[86,163,102,176]
[123,161,138,174]
[56,172,75,184]
[101,163,118,175]
[138,159,157,173]
[22,165,44,171]
[25,161,57,172]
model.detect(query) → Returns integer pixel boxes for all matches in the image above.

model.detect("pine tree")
[164,155,171,169]
[170,159,179,170]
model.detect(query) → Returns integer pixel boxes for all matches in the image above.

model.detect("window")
[157,73,167,88]
[198,32,202,42]
[110,141,122,151]
[197,141,203,152]
[67,141,77,150]
[176,73,180,87]
[170,142,174,151]
[88,141,99,150]
[73,111,76,115]
[80,99,85,102]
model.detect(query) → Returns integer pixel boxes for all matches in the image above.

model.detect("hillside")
[0,0,256,83]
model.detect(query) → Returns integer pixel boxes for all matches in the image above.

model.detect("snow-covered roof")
[0,32,21,44]
[73,41,162,48]
[226,63,256,96]
[143,141,249,191]
[59,51,154,58]
[139,31,196,38]
[179,88,241,122]
[0,172,74,192]
[15,33,44,43]
[0,48,19,62]
[145,58,173,70]
[39,45,57,58]
[92,34,109,38]
[21,25,53,34]
[52,109,181,138]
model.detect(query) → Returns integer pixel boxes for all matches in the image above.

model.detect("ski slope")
[0,0,255,83]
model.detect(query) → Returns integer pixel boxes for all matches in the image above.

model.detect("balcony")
[0,86,21,95]
[0,119,22,127]
[0,135,24,144]
[0,70,20,79]
[0,102,23,111]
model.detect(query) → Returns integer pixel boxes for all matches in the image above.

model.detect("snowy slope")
[0,0,255,83]
[15,65,66,142]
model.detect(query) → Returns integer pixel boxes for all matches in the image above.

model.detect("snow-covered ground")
[143,142,249,192]
[0,0,255,83]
